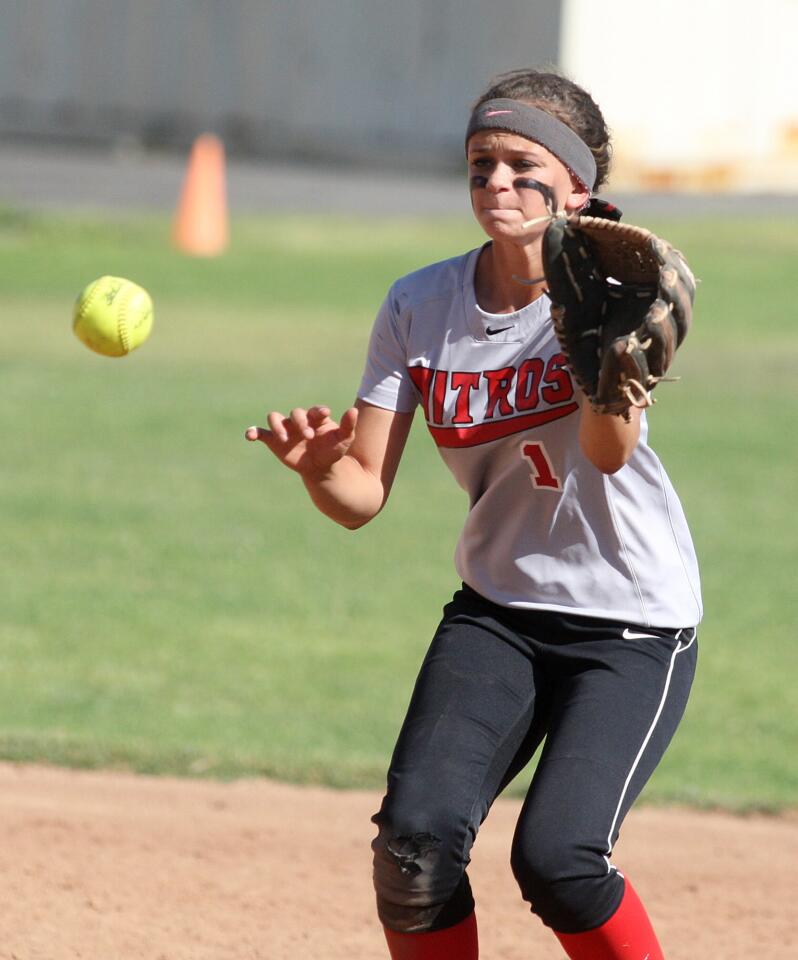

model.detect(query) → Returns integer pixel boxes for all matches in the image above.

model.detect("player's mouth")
[480,206,521,215]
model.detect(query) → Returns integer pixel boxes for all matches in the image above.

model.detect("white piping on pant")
[603,627,697,875]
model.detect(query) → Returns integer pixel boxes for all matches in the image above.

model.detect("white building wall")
[560,0,798,191]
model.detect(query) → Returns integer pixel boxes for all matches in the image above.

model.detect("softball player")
[247,68,701,960]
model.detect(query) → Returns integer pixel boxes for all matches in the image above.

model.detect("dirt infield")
[0,763,794,959]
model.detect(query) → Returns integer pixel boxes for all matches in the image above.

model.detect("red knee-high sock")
[554,879,664,960]
[383,911,478,959]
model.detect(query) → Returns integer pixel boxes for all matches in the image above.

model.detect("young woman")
[246,68,701,960]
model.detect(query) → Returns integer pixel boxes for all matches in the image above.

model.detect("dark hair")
[473,68,612,191]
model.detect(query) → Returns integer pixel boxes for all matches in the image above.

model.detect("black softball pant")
[371,585,697,935]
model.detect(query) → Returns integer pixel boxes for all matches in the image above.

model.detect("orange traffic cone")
[172,133,229,256]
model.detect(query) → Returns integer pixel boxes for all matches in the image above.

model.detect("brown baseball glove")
[541,211,696,417]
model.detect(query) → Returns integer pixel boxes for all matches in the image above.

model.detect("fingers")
[337,406,359,441]
[243,410,299,446]
[306,405,332,429]
[245,425,269,443]
[294,408,320,440]
[243,413,286,448]
[244,405,350,447]
[265,408,317,441]
[268,410,291,442]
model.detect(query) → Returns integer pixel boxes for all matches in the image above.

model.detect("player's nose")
[485,164,514,193]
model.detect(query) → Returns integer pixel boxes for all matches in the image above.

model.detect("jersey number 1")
[521,441,562,491]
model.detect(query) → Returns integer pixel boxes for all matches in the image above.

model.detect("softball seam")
[74,278,103,326]
[117,287,131,354]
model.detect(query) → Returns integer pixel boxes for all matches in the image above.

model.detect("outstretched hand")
[245,405,359,478]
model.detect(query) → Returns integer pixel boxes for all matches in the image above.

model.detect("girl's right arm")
[245,399,414,529]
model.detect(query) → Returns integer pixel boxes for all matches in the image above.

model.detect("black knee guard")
[371,804,475,933]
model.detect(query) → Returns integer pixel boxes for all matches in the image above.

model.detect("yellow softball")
[72,276,154,357]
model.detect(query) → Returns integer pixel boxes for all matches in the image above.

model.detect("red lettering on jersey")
[408,357,579,448]
[482,366,516,418]
[429,403,578,448]
[522,440,562,490]
[408,366,434,416]
[541,353,575,404]
[431,369,447,424]
[451,371,481,424]
[515,357,545,411]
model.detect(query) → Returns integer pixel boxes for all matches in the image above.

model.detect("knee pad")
[371,807,475,933]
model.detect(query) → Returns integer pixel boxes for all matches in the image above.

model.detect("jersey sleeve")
[357,288,418,413]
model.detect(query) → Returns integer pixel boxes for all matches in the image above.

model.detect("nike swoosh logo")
[485,325,513,335]
[622,628,660,640]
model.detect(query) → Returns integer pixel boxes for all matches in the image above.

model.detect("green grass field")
[1,206,796,811]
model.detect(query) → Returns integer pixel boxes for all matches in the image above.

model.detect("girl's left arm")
[578,403,642,474]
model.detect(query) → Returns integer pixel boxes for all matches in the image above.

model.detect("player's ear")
[564,177,590,214]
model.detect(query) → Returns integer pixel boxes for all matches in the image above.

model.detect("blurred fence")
[0,0,562,170]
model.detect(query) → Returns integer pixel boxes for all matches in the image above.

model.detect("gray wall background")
[0,0,563,171]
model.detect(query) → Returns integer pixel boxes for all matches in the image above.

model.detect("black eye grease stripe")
[513,178,556,212]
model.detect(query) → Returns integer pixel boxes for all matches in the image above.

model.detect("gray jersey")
[358,246,702,629]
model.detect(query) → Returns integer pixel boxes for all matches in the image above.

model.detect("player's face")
[467,131,589,242]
